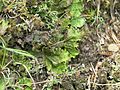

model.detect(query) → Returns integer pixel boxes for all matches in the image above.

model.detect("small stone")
[108,44,119,52]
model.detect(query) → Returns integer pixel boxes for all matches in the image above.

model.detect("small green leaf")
[71,17,85,27]
[68,47,79,58]
[61,18,71,29]
[45,59,52,71]
[67,28,81,41]
[44,48,70,73]
[0,19,9,35]
[52,62,67,74]
[0,2,4,12]
[25,87,32,90]
[0,77,5,90]
[18,77,32,87]
[70,3,84,17]
[0,46,36,59]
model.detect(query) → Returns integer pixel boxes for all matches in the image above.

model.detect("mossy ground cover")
[0,0,120,90]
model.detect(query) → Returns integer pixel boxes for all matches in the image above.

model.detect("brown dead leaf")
[98,51,113,56]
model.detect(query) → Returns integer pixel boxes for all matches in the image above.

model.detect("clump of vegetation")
[0,0,86,89]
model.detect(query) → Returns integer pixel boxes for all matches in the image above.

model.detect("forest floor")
[0,0,120,90]
[36,0,120,90]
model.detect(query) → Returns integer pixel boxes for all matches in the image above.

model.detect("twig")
[90,62,97,88]
[20,80,50,86]
[96,0,100,23]
[49,39,67,47]
[6,85,23,90]
[87,75,91,90]
[2,60,13,70]
[110,0,117,20]
[90,82,120,86]
[15,62,36,90]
